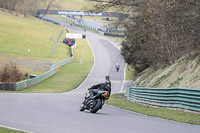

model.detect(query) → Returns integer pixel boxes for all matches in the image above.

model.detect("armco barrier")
[63,16,124,37]
[16,48,74,91]
[104,32,125,38]
[50,57,73,70]
[125,87,200,112]
[16,67,58,90]
[0,83,16,91]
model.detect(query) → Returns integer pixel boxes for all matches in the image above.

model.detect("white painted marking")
[120,64,127,92]
[80,50,84,64]
[0,124,33,133]
[73,37,96,91]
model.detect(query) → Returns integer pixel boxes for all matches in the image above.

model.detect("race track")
[0,19,200,133]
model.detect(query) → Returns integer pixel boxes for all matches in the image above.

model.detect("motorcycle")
[116,67,119,72]
[80,90,110,113]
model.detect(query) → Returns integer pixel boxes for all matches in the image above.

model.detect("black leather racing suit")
[88,83,111,98]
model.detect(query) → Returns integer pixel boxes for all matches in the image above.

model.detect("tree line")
[0,0,56,16]
[90,0,200,73]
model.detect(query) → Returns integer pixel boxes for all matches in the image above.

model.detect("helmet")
[105,75,111,88]
[105,75,110,80]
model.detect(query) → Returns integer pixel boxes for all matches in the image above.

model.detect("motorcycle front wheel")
[90,99,102,113]
[80,101,86,111]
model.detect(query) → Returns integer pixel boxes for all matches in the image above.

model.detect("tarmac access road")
[0,17,200,133]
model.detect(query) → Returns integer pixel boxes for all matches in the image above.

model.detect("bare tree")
[0,0,57,16]
[0,64,23,82]
[89,0,200,73]
[43,0,56,16]
[86,0,143,13]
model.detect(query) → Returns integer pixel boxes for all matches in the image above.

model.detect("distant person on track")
[88,75,111,100]
[115,63,120,72]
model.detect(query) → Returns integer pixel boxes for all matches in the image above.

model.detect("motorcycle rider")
[115,63,120,72]
[88,76,111,100]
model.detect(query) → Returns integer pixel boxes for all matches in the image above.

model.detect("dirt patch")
[0,54,56,74]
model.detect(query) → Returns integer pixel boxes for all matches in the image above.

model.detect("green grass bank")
[0,11,70,75]
[0,12,69,61]
[0,126,25,133]
[18,39,94,93]
[106,93,200,125]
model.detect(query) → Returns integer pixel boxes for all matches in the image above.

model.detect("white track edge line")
[0,124,33,133]
[120,63,127,92]
[106,104,194,125]
[105,38,125,93]
[73,37,96,91]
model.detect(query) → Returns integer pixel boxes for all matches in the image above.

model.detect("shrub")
[0,64,23,82]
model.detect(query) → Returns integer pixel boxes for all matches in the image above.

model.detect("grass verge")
[0,126,25,133]
[106,93,200,125]
[18,39,94,93]
[0,11,71,75]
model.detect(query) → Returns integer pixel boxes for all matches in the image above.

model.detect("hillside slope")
[134,56,200,89]
[0,11,70,74]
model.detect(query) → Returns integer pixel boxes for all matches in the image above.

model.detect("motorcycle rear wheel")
[90,99,102,113]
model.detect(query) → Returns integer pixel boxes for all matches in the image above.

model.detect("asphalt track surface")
[0,18,200,133]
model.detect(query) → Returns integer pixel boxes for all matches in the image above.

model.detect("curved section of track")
[0,20,200,133]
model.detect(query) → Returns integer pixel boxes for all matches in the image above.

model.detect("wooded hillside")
[90,0,200,74]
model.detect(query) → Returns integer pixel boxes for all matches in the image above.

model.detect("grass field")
[0,11,71,74]
[0,37,94,93]
[0,9,94,93]
[18,39,94,93]
[0,12,69,60]
[106,93,200,125]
